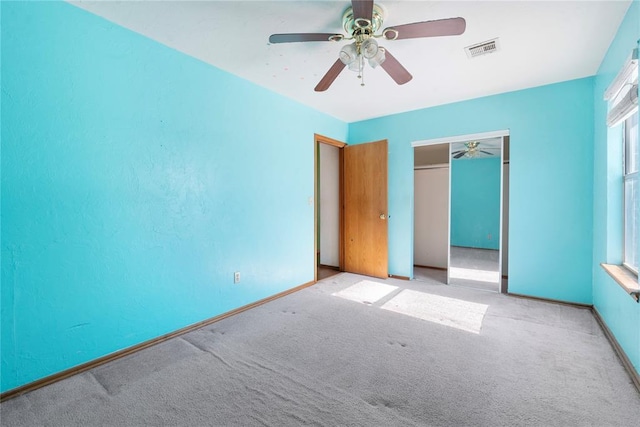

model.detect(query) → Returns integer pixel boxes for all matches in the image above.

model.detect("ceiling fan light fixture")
[362,38,379,59]
[339,42,358,65]
[348,55,363,72]
[368,47,386,68]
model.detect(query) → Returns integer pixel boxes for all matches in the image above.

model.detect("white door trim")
[412,129,510,148]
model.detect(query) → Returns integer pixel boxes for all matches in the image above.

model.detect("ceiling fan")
[452,141,496,159]
[268,0,466,92]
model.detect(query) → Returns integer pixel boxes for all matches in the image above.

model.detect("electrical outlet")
[234,272,240,284]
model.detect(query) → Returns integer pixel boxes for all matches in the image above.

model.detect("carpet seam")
[86,371,111,396]
[220,341,424,426]
[177,336,208,353]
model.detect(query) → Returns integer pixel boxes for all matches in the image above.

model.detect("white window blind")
[605,48,638,128]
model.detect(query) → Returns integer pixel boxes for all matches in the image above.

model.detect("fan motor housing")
[342,5,386,36]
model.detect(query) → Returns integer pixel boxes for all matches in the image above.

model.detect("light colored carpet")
[2,272,639,426]
[380,289,488,334]
[450,246,500,271]
[332,280,397,305]
[450,246,500,292]
[449,266,500,283]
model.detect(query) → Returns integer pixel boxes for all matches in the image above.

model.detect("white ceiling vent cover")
[465,38,500,58]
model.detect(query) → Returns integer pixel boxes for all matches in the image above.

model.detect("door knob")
[379,213,386,220]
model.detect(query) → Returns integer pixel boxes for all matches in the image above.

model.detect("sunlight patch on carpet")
[381,289,489,334]
[449,267,500,283]
[332,280,398,305]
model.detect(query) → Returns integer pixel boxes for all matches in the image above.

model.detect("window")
[623,112,638,273]
[601,48,639,301]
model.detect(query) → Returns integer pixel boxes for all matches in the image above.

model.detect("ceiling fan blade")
[383,17,466,41]
[454,151,467,159]
[269,33,343,44]
[314,59,346,92]
[480,150,495,155]
[380,49,412,85]
[352,0,374,21]
[451,150,463,155]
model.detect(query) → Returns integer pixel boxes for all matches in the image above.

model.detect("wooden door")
[343,140,388,278]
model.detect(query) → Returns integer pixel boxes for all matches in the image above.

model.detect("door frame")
[314,134,347,282]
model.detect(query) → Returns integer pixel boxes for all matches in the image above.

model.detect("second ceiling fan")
[452,141,496,159]
[269,0,466,92]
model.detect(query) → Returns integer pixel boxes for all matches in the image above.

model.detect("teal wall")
[592,0,640,374]
[451,157,501,250]
[349,77,595,304]
[0,2,347,393]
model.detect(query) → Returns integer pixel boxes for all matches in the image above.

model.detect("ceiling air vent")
[465,38,500,59]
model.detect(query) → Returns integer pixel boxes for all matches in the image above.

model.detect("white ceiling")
[69,1,630,123]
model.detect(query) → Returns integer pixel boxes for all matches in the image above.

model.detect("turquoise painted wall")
[0,2,347,393]
[592,0,640,374]
[349,77,595,304]
[451,157,501,250]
